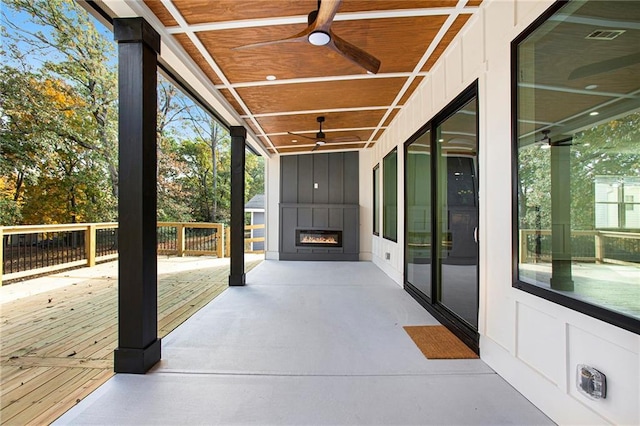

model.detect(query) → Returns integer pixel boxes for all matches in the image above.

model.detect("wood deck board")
[0,256,263,425]
[1,290,116,353]
[24,370,114,426]
[2,368,95,423]
[0,367,51,399]
[1,304,115,355]
[0,282,115,324]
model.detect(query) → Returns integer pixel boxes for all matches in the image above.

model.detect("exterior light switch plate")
[577,364,606,399]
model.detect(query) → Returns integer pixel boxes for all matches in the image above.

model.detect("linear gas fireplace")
[296,229,342,248]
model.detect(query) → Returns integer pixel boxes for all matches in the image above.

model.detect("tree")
[1,0,265,226]
[518,112,640,235]
[2,0,118,200]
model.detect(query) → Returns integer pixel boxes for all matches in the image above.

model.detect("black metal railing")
[96,227,118,257]
[3,230,86,275]
[1,222,263,284]
[157,225,177,252]
[185,227,218,252]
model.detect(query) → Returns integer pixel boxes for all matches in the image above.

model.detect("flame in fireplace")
[300,234,338,244]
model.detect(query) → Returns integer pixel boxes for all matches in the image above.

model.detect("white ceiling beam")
[166,7,478,34]
[245,106,399,119]
[266,127,383,136]
[217,72,428,89]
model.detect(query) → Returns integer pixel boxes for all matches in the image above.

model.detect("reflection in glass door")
[406,130,432,298]
[435,98,478,328]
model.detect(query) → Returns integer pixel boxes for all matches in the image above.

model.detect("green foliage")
[1,0,264,227]
[518,112,640,232]
[1,0,118,224]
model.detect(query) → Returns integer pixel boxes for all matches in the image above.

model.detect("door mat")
[404,325,479,359]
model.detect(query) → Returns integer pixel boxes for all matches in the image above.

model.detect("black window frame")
[511,0,640,335]
[373,163,380,236]
[383,147,398,242]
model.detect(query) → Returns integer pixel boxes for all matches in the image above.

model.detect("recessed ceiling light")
[291,139,298,143]
[590,111,599,116]
[266,75,276,81]
[585,84,598,90]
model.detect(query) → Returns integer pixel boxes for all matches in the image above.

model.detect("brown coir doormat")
[404,325,479,359]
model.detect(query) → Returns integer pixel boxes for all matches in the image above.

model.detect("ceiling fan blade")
[312,0,342,32]
[287,131,316,141]
[233,28,311,51]
[311,143,322,151]
[329,31,381,74]
[568,52,640,80]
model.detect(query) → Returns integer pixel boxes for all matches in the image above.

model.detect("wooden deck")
[0,255,263,425]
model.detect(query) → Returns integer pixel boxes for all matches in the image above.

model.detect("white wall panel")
[516,302,562,384]
[265,155,280,260]
[418,76,433,124]
[515,0,550,28]
[567,325,639,425]
[445,40,463,98]
[359,150,373,260]
[484,0,515,47]
[461,13,485,84]
[431,62,447,112]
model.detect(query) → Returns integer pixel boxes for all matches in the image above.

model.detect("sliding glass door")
[435,98,478,329]
[404,84,479,349]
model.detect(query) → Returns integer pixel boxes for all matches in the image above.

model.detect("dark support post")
[229,126,246,286]
[113,18,161,373]
[550,142,574,291]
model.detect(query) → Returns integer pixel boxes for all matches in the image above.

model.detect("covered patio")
[2,0,637,424]
[54,260,551,425]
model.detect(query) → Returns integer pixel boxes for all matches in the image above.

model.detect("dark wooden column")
[550,142,574,291]
[113,17,161,374]
[229,126,246,286]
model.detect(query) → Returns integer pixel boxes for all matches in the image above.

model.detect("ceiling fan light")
[308,31,331,46]
[316,141,326,145]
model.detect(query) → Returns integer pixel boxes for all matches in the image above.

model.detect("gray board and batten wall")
[280,152,359,261]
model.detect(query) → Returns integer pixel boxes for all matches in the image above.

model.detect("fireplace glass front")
[296,229,343,248]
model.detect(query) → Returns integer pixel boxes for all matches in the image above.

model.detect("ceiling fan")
[233,0,381,74]
[289,116,361,151]
[535,129,576,148]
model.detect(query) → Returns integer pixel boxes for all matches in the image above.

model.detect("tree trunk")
[210,120,218,222]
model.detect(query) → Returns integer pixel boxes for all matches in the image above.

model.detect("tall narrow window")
[373,164,380,235]
[383,148,398,241]
[513,0,640,332]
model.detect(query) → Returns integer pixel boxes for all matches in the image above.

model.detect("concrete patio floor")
[54,260,553,425]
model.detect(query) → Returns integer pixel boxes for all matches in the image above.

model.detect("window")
[373,164,380,235]
[595,177,640,229]
[513,1,640,333]
[383,148,398,241]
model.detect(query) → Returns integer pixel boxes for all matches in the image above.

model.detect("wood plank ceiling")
[141,0,483,154]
